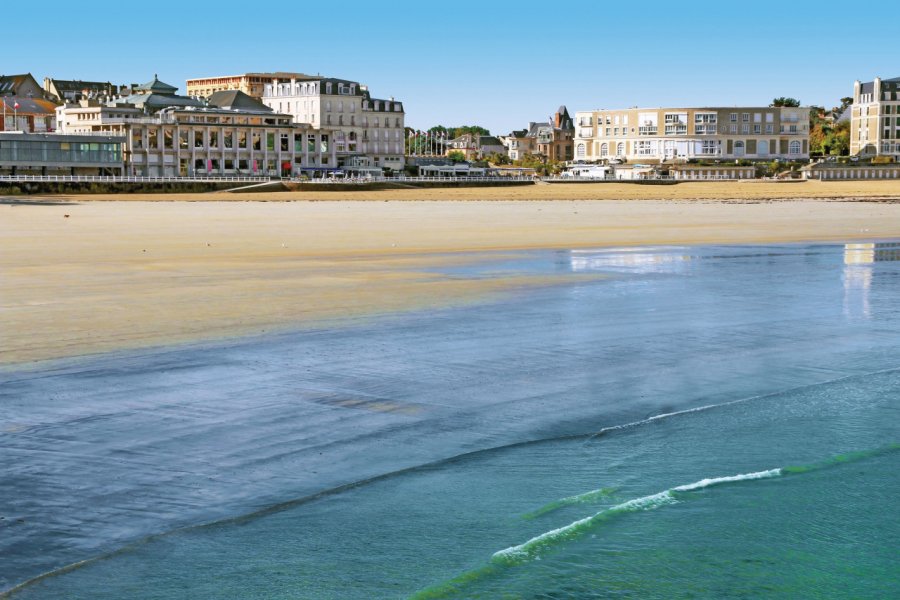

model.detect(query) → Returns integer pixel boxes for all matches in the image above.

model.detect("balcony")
[638,126,658,135]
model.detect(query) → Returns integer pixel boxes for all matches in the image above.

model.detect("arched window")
[600,142,608,157]
[576,143,586,158]
[616,142,624,156]
[734,141,745,157]
[789,140,801,155]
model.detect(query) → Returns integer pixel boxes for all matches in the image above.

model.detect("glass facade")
[0,136,123,165]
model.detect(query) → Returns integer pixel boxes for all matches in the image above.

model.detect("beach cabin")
[562,165,612,179]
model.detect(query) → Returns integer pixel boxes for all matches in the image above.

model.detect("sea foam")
[494,468,780,565]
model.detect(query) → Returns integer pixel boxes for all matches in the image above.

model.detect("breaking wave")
[411,443,899,599]
[493,469,780,566]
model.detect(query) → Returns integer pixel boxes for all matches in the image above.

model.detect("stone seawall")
[0,180,278,195]
[287,180,535,192]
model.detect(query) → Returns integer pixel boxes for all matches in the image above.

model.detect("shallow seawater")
[3,242,900,598]
[14,370,900,599]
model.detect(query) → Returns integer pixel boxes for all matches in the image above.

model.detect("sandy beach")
[3,185,900,365]
[33,179,900,202]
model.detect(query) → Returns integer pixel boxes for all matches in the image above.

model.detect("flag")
[13,102,19,109]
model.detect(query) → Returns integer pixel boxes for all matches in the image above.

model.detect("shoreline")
[3,195,900,365]
[6,179,900,203]
[3,242,897,596]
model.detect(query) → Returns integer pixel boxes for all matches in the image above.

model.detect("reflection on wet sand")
[842,243,900,319]
[569,247,693,274]
[843,242,900,264]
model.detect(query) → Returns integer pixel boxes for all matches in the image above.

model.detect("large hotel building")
[850,76,900,158]
[261,76,405,172]
[57,76,333,177]
[186,72,405,172]
[573,106,809,163]
[185,72,309,99]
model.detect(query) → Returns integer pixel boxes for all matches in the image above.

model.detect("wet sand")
[3,194,900,365]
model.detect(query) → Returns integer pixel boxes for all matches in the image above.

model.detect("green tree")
[825,121,850,156]
[452,125,491,138]
[836,97,853,114]
[447,150,466,162]
[770,97,801,107]
[485,152,511,165]
[810,122,828,155]
[417,125,491,140]
[512,153,547,168]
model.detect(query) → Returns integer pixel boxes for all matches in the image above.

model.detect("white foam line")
[673,468,782,492]
[589,366,900,443]
[493,468,783,564]
[591,403,723,438]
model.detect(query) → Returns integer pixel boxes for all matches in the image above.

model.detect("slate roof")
[207,90,272,112]
[0,96,58,114]
[0,73,42,96]
[365,96,403,112]
[135,75,178,94]
[478,136,504,146]
[49,79,114,93]
[524,122,547,138]
[114,92,203,112]
[859,76,900,95]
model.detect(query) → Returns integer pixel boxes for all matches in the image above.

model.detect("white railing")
[56,130,127,138]
[301,175,535,184]
[543,175,677,182]
[0,175,273,183]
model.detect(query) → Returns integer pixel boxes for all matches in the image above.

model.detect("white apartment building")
[851,76,900,157]
[262,77,405,172]
[573,106,809,163]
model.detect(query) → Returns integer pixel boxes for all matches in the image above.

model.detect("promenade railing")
[0,175,274,183]
[299,176,536,184]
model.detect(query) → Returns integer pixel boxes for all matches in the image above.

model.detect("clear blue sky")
[7,0,898,134]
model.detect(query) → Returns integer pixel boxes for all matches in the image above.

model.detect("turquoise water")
[13,365,900,598]
[3,243,900,598]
